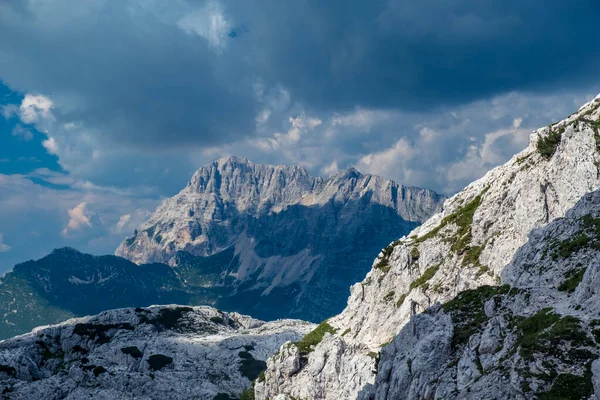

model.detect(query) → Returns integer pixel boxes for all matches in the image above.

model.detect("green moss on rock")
[409,265,440,290]
[375,241,400,273]
[442,285,510,349]
[515,309,593,363]
[294,321,337,356]
[557,268,586,293]
[537,127,563,159]
[383,291,395,302]
[410,246,420,260]
[414,189,488,269]
[396,294,407,308]
[538,367,593,400]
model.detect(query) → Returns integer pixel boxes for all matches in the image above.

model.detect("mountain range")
[0,159,444,339]
[2,95,600,399]
[115,156,445,322]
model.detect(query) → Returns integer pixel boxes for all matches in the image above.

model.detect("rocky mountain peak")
[115,158,445,322]
[327,166,362,181]
[185,156,316,212]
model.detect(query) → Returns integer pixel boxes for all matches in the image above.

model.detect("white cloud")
[1,104,18,119]
[19,94,53,124]
[0,174,161,271]
[178,1,232,50]
[116,214,132,230]
[332,108,396,130]
[12,125,33,141]
[321,160,339,176]
[62,202,92,236]
[356,137,415,179]
[513,117,523,129]
[442,127,530,192]
[0,234,10,253]
[42,136,59,155]
[253,114,322,151]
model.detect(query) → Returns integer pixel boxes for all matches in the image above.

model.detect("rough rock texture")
[0,305,314,399]
[361,189,600,399]
[257,95,600,399]
[115,157,445,321]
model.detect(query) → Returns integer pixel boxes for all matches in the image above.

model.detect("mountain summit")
[0,160,443,339]
[116,157,445,321]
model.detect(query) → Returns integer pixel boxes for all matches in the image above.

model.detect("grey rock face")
[364,188,600,399]
[258,95,600,399]
[0,305,314,399]
[116,157,445,321]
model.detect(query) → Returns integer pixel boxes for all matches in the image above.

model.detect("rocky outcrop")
[361,188,600,399]
[115,157,445,322]
[257,96,600,399]
[0,305,314,399]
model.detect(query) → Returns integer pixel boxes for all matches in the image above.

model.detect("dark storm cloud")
[230,0,600,111]
[1,0,599,151]
[0,1,257,149]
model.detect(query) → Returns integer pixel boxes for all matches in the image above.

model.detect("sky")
[1,0,600,272]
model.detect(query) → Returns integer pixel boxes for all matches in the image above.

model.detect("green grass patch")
[515,310,593,363]
[538,367,593,400]
[557,268,586,293]
[462,245,485,268]
[414,189,488,267]
[537,128,563,159]
[239,385,255,400]
[294,321,337,356]
[416,191,486,244]
[580,214,600,234]
[552,234,592,259]
[442,285,510,349]
[411,246,420,260]
[374,241,400,273]
[396,293,407,308]
[383,291,395,302]
[515,153,533,164]
[409,265,440,290]
[550,215,600,260]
